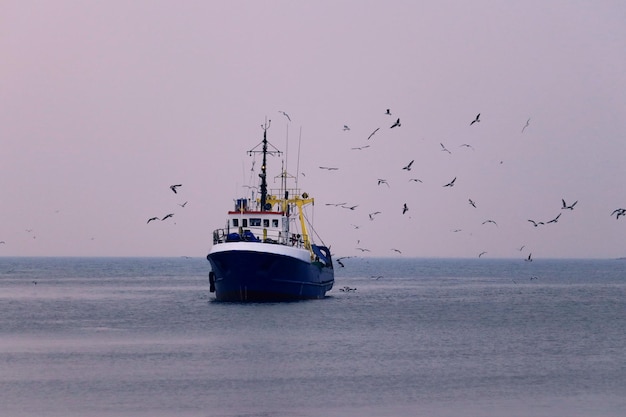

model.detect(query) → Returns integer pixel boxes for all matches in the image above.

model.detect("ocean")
[1,257,625,417]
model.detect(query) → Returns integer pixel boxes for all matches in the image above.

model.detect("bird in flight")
[402,203,409,214]
[528,219,544,227]
[319,166,339,170]
[351,145,370,150]
[546,213,562,224]
[343,125,350,131]
[482,219,498,227]
[385,109,392,115]
[367,127,380,140]
[409,178,423,183]
[611,208,626,219]
[325,202,347,207]
[390,118,401,128]
[170,184,182,194]
[378,179,390,187]
[278,111,291,122]
[460,143,475,150]
[440,143,451,154]
[561,199,577,210]
[525,253,533,262]
[470,113,481,126]
[478,251,487,258]
[402,160,414,171]
[391,248,402,254]
[443,177,457,187]
[147,217,160,223]
[521,118,530,133]
[178,201,188,208]
[369,211,382,220]
[161,213,174,221]
[469,199,477,208]
[341,205,358,210]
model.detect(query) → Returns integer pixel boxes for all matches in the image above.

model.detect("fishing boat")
[206,121,334,301]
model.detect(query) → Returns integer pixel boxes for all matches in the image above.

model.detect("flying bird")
[469,199,477,208]
[521,118,530,133]
[470,113,481,126]
[611,208,626,219]
[319,166,339,170]
[161,213,175,221]
[478,251,487,258]
[390,118,401,128]
[528,219,544,227]
[369,211,382,220]
[460,143,475,150]
[351,145,371,150]
[409,178,423,183]
[402,160,414,171]
[147,217,160,223]
[561,199,577,210]
[343,125,350,131]
[525,253,533,262]
[278,111,291,122]
[546,213,562,224]
[367,127,380,140]
[440,143,451,154]
[341,205,358,210]
[170,184,182,194]
[402,203,409,214]
[443,177,457,187]
[385,109,392,115]
[178,201,188,208]
[391,248,402,254]
[377,179,390,187]
[482,219,498,227]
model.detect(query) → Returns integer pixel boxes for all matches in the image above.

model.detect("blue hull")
[206,250,334,301]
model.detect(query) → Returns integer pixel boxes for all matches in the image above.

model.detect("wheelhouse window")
[232,219,239,227]
[272,219,279,228]
[242,219,248,227]
[263,219,270,227]
[250,218,262,227]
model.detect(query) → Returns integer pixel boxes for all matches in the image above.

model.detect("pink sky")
[1,1,625,258]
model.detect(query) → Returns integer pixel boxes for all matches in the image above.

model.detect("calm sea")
[1,257,625,417]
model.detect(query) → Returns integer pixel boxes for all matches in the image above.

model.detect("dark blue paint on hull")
[207,250,334,302]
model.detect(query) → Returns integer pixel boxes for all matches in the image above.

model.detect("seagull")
[478,251,487,258]
[443,177,457,187]
[561,199,577,210]
[319,166,339,170]
[391,248,402,254]
[325,202,347,206]
[367,127,380,140]
[335,256,353,267]
[528,219,544,227]
[525,253,533,262]
[356,247,371,252]
[161,213,174,221]
[390,118,401,128]
[402,203,409,214]
[470,113,481,126]
[351,145,371,150]
[469,199,477,208]
[518,245,526,251]
[440,143,451,154]
[369,211,381,220]
[385,109,392,115]
[611,208,626,219]
[170,184,182,194]
[546,213,561,224]
[402,160,414,171]
[377,179,390,187]
[341,205,358,210]
[409,178,423,183]
[343,125,350,131]
[521,118,530,133]
[460,143,475,150]
[482,219,498,227]
[178,201,188,208]
[147,217,160,223]
[278,111,291,122]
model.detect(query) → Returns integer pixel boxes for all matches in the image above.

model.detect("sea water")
[1,257,625,417]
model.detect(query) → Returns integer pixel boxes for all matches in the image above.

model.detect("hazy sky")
[2,1,625,258]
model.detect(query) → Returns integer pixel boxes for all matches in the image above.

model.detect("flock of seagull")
[276,109,626,264]
[146,184,186,224]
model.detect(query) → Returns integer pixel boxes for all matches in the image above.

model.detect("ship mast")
[248,119,281,212]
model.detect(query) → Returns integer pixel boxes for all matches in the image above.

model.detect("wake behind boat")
[206,121,334,301]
